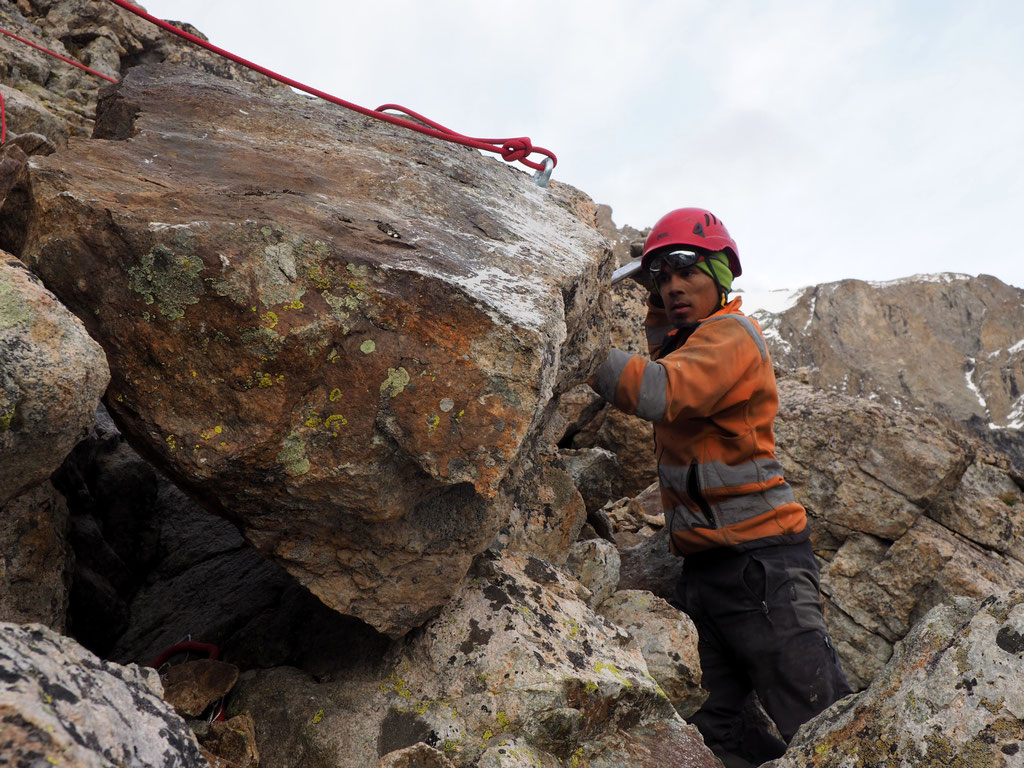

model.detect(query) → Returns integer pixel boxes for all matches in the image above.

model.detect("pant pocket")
[785,565,828,632]
[741,556,772,623]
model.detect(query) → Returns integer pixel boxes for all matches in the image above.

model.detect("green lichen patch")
[380,367,411,397]
[128,244,204,320]
[276,433,311,477]
[0,282,34,330]
[0,405,15,431]
[360,339,376,355]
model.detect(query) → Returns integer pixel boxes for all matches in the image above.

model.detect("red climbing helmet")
[641,208,741,277]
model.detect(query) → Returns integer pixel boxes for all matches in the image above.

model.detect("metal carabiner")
[532,157,554,188]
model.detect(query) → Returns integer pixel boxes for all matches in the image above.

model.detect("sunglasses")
[647,250,704,280]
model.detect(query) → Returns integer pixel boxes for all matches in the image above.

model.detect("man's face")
[655,264,721,326]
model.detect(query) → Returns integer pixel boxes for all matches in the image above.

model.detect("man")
[589,207,851,767]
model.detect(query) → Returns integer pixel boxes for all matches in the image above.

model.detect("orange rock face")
[8,65,611,635]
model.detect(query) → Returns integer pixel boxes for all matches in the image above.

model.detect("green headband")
[697,252,733,293]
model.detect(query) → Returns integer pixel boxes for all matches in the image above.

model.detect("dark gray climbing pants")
[673,539,852,765]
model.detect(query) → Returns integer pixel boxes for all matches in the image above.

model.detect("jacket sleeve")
[590,316,765,423]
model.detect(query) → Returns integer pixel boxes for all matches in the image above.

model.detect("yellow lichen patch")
[305,413,322,428]
[257,374,274,389]
[563,617,580,639]
[595,662,633,688]
[282,300,304,310]
[309,268,331,291]
[426,414,440,434]
[584,681,598,695]
[165,434,178,452]
[442,736,465,753]
[379,672,415,699]
[569,746,585,767]
[329,388,343,402]
[311,708,324,724]
[1,407,15,431]
[324,414,347,434]
[260,311,279,329]
[199,426,223,440]
[496,711,511,730]
[642,671,670,700]
[504,747,542,767]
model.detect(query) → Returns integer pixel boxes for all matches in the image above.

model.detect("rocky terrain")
[3,2,1024,767]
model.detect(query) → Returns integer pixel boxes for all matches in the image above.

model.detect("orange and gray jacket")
[589,298,808,556]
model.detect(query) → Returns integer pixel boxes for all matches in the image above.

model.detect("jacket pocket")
[686,459,717,528]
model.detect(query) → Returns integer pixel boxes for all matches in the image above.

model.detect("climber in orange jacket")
[590,208,851,767]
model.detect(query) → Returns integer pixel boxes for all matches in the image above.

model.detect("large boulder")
[233,552,717,768]
[0,252,109,507]
[0,621,206,767]
[0,251,104,629]
[766,590,1024,767]
[3,64,611,636]
[598,589,705,719]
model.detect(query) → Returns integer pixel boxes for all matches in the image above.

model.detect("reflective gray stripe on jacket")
[660,459,796,530]
[592,348,632,403]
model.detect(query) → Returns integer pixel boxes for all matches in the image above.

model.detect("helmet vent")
[692,222,706,237]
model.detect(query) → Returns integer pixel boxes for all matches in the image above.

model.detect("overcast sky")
[139,0,1024,296]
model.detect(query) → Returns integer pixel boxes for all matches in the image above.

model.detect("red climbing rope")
[0,26,119,84]
[149,640,221,669]
[148,640,227,722]
[101,0,556,173]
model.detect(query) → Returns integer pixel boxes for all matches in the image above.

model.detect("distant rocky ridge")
[755,274,1024,471]
[3,2,1024,767]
